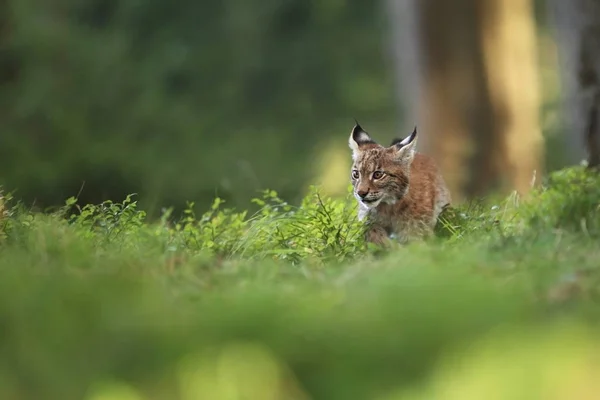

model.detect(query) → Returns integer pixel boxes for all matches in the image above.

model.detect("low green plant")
[54,185,367,265]
[524,165,600,236]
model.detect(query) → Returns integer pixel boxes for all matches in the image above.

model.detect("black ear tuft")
[390,137,404,146]
[392,126,417,147]
[351,120,376,145]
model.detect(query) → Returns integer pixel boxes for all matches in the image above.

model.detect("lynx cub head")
[348,122,417,209]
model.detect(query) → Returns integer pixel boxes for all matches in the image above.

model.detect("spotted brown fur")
[348,123,451,246]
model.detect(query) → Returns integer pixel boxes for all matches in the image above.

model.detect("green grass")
[1,166,600,400]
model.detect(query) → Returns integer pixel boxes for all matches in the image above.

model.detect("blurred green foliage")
[0,0,397,215]
[1,166,600,399]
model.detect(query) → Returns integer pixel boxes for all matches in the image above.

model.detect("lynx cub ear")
[393,126,417,164]
[349,121,376,157]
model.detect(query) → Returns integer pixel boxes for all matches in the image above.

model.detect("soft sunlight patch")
[85,381,145,400]
[177,342,309,400]
[312,139,352,197]
[380,324,600,400]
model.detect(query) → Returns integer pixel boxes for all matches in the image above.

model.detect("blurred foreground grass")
[1,166,600,399]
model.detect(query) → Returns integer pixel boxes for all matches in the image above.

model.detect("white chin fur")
[360,198,382,209]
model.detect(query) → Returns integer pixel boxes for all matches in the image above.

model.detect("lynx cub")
[348,122,450,245]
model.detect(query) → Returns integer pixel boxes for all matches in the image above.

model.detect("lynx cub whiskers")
[348,122,450,245]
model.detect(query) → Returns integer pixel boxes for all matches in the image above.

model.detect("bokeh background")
[3,3,600,399]
[0,0,593,215]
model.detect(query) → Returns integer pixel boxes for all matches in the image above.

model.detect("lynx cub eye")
[351,170,360,180]
[372,171,385,180]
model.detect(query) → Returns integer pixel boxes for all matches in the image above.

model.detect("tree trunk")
[386,0,543,201]
[383,0,423,147]
[548,0,600,168]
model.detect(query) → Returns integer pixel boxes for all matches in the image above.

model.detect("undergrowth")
[4,166,597,261]
[54,185,369,265]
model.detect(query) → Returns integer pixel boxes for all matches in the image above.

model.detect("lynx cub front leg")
[365,224,391,247]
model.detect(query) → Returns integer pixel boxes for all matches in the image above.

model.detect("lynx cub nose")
[357,189,369,198]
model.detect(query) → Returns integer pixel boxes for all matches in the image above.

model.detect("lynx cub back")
[348,122,450,245]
